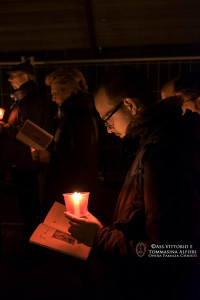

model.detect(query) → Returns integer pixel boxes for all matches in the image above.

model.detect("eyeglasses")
[102,101,123,128]
[184,96,197,103]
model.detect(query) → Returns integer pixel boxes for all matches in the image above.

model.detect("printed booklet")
[29,201,91,260]
[16,119,54,150]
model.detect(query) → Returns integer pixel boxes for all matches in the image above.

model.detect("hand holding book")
[29,202,91,260]
[64,211,103,247]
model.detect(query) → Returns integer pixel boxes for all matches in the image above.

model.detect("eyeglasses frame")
[102,101,124,128]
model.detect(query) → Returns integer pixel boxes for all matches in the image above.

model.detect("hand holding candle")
[64,211,103,247]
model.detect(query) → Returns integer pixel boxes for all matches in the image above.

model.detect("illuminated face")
[8,71,28,90]
[94,88,134,138]
[51,82,69,106]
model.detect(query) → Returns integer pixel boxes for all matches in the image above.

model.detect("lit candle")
[0,108,5,120]
[73,192,81,217]
[63,192,90,217]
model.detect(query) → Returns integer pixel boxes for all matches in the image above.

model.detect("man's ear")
[123,98,138,115]
[23,73,29,82]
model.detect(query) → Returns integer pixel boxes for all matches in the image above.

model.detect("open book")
[29,201,91,260]
[16,119,54,150]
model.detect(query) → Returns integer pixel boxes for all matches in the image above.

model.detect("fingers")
[68,226,84,242]
[68,228,80,242]
[65,211,100,224]
[86,211,94,218]
[68,227,91,247]
[64,212,87,224]
[69,221,79,228]
[65,211,102,247]
[68,225,78,235]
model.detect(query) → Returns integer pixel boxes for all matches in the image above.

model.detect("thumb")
[86,211,102,226]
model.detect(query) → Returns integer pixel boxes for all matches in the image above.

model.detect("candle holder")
[0,108,5,133]
[63,192,90,217]
[0,108,5,120]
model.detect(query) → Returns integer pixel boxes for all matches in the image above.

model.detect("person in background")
[44,67,99,213]
[161,71,200,115]
[174,70,200,114]
[160,77,176,99]
[7,62,53,134]
[1,62,54,163]
[0,62,54,266]
[65,66,200,300]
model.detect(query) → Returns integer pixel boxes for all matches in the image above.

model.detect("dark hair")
[174,71,200,98]
[95,66,156,109]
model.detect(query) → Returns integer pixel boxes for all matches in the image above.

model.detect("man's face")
[8,71,28,90]
[51,82,69,106]
[94,88,134,138]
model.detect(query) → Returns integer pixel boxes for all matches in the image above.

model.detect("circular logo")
[136,242,147,257]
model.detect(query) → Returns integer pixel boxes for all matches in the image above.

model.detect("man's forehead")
[94,88,114,115]
[10,71,25,76]
[51,81,68,89]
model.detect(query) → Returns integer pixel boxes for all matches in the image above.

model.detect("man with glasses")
[65,66,200,300]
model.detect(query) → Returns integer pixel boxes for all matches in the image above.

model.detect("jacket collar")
[123,96,200,156]
[126,96,183,138]
[60,93,92,112]
[10,81,37,101]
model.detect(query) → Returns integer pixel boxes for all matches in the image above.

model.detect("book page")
[29,223,91,260]
[43,201,70,233]
[16,119,54,150]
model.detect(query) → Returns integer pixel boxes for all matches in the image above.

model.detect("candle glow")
[0,108,5,120]
[63,191,90,217]
[73,192,81,203]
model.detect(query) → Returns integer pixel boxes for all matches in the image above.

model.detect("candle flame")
[73,192,81,203]
[0,108,5,120]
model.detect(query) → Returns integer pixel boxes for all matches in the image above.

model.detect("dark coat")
[45,93,99,207]
[0,82,55,241]
[1,81,54,167]
[89,97,200,300]
[8,80,53,135]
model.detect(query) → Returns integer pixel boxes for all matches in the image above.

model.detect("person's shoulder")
[25,89,48,103]
[178,110,200,145]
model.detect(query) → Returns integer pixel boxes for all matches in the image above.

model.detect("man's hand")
[30,148,51,163]
[64,211,103,247]
[0,121,9,128]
